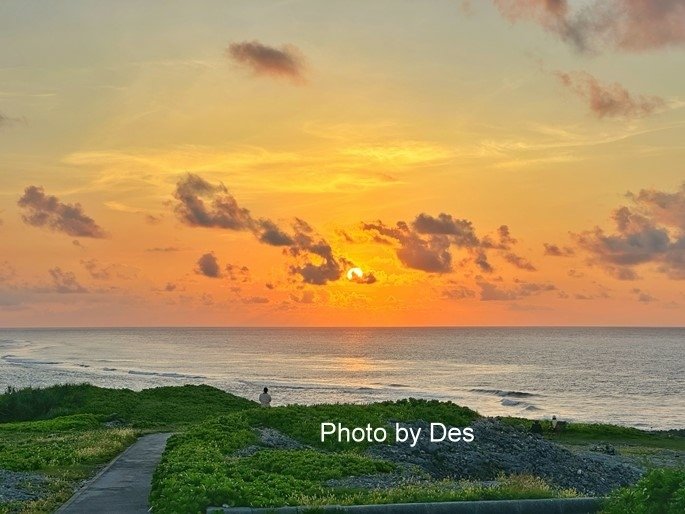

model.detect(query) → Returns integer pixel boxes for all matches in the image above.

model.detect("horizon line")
[1,325,684,330]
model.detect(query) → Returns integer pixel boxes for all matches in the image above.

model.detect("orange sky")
[1,1,684,327]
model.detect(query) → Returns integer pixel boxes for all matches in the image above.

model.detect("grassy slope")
[0,384,256,514]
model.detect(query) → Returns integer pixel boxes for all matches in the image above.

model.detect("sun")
[346,267,364,281]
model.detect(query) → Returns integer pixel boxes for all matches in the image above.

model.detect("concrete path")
[57,432,172,514]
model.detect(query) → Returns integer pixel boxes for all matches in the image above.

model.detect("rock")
[257,427,306,450]
[366,418,643,496]
[0,469,48,502]
[589,443,617,455]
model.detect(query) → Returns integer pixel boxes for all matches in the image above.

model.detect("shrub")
[601,468,685,514]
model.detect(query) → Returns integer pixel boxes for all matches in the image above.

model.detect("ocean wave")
[126,369,206,380]
[500,397,541,411]
[3,356,62,366]
[470,388,539,398]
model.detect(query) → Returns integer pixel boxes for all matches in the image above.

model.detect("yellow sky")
[1,0,684,326]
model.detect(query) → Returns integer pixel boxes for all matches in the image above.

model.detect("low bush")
[601,468,685,514]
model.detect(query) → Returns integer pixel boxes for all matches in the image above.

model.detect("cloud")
[363,215,526,274]
[146,246,180,252]
[478,280,556,301]
[173,174,294,247]
[288,235,344,285]
[413,213,480,247]
[18,186,106,238]
[349,271,378,285]
[195,252,222,278]
[258,220,294,246]
[81,259,137,280]
[174,174,254,231]
[226,40,305,82]
[173,174,346,286]
[504,252,536,271]
[442,286,476,300]
[493,0,685,53]
[48,268,88,294]
[290,290,316,304]
[226,264,250,282]
[543,243,575,256]
[574,183,685,279]
[632,288,656,303]
[556,71,666,119]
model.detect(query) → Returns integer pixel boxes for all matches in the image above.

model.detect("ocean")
[0,327,683,430]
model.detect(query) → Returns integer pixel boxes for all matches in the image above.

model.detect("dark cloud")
[258,220,294,246]
[574,184,685,280]
[18,186,106,238]
[173,174,294,248]
[226,40,305,82]
[364,215,527,274]
[174,174,254,231]
[195,252,222,278]
[349,271,378,285]
[48,268,87,294]
[174,174,346,286]
[543,243,575,256]
[556,71,666,119]
[504,252,536,271]
[493,0,685,53]
[413,213,480,247]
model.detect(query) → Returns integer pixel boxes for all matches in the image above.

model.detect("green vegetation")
[500,417,685,451]
[150,402,569,513]
[601,468,685,514]
[0,384,255,514]
[0,383,256,428]
[244,399,479,450]
[1,385,682,514]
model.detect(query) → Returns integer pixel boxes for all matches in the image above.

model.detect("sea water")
[0,327,682,430]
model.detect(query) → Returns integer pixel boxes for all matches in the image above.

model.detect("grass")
[0,383,256,429]
[500,417,685,451]
[0,384,256,514]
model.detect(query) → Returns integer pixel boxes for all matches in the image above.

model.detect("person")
[259,387,272,408]
[529,420,543,435]
[551,415,558,431]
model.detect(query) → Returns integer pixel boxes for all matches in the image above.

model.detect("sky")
[1,0,684,327]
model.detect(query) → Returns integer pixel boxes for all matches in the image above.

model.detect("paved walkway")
[57,432,172,514]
